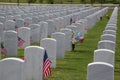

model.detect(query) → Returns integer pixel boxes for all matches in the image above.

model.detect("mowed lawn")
[1,9,120,80]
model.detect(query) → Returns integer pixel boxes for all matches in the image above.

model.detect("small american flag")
[1,43,7,55]
[18,37,25,48]
[43,50,51,78]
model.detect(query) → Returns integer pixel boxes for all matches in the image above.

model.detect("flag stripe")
[18,37,25,48]
[43,50,51,78]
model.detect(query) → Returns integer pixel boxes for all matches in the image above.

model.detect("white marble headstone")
[32,16,39,24]
[6,15,14,21]
[94,49,114,66]
[14,15,21,20]
[39,15,45,22]
[98,40,115,51]
[46,20,55,35]
[52,32,65,59]
[66,25,77,33]
[0,58,24,80]
[0,16,5,23]
[39,21,48,40]
[24,46,44,80]
[103,30,116,36]
[4,30,18,56]
[60,28,72,51]
[105,26,117,31]
[53,18,60,32]
[4,20,15,30]
[18,27,30,48]
[41,38,56,68]
[24,17,32,27]
[30,24,40,43]
[15,19,24,28]
[87,62,114,80]
[101,34,116,42]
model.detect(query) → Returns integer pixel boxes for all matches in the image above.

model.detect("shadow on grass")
[115,60,120,62]
[115,70,120,73]
[73,49,92,53]
[64,57,83,61]
[56,66,77,71]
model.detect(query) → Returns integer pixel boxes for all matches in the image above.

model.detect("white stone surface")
[46,20,55,35]
[52,32,65,59]
[4,20,15,30]
[39,21,48,40]
[0,58,24,80]
[15,19,24,28]
[101,34,116,42]
[4,30,18,56]
[98,40,115,51]
[18,27,30,48]
[24,46,44,80]
[87,62,114,80]
[103,30,116,36]
[94,49,115,66]
[60,28,72,51]
[30,24,40,43]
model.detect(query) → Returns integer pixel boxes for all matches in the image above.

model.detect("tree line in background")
[0,0,120,4]
[27,0,119,4]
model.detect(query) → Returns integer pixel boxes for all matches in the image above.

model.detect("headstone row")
[85,7,109,28]
[87,7,118,80]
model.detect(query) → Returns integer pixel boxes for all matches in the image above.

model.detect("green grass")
[114,10,120,80]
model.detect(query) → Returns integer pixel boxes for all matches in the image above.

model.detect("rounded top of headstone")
[60,28,72,31]
[29,24,40,29]
[41,38,56,42]
[66,25,77,28]
[38,21,48,25]
[101,34,116,37]
[46,19,54,22]
[94,49,114,54]
[104,30,116,32]
[107,24,116,27]
[18,27,30,30]
[1,58,24,62]
[25,46,44,50]
[30,24,40,26]
[52,32,65,35]
[6,20,15,23]
[99,40,115,44]
[88,62,113,68]
[5,30,17,34]
[74,22,81,25]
